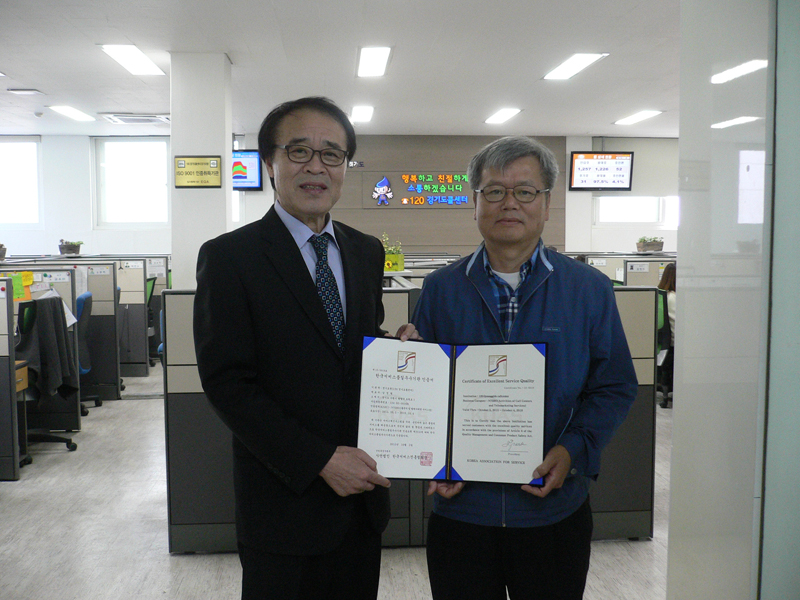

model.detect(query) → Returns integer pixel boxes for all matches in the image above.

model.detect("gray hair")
[468,136,559,191]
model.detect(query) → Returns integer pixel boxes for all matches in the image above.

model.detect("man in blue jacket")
[412,135,638,600]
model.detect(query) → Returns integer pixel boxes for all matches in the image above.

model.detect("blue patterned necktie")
[310,233,344,350]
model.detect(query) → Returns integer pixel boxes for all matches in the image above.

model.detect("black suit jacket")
[193,207,390,555]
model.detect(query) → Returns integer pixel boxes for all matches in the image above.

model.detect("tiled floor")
[0,368,671,600]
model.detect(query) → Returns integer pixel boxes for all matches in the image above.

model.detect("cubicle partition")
[95,254,171,364]
[0,268,83,434]
[163,290,236,553]
[564,252,677,286]
[623,258,676,287]
[163,283,657,550]
[0,278,20,480]
[7,255,151,378]
[163,281,426,553]
[1,261,122,399]
[589,286,659,540]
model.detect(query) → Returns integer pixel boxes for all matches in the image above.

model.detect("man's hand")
[390,323,422,341]
[320,446,391,497]
[427,480,465,499]
[521,445,572,498]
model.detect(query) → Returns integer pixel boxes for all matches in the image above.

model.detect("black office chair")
[15,299,78,452]
[656,289,674,408]
[146,276,158,367]
[116,286,125,392]
[76,291,102,412]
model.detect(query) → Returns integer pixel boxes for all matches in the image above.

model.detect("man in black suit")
[194,96,415,600]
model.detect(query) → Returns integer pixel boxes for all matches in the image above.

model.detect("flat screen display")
[232,150,263,191]
[569,152,634,191]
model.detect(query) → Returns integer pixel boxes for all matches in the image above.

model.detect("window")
[594,195,679,229]
[0,137,41,225]
[94,137,169,227]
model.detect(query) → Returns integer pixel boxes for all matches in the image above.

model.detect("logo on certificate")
[397,351,416,373]
[488,355,507,377]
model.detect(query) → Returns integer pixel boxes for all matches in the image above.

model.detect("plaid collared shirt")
[483,247,539,340]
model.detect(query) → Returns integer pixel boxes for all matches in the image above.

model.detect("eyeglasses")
[275,144,347,166]
[475,185,550,203]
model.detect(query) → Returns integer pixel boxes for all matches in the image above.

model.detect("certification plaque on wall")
[174,156,222,188]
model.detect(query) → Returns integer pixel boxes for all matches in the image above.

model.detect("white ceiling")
[0,0,680,139]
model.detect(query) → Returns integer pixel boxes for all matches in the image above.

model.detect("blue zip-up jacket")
[412,242,638,527]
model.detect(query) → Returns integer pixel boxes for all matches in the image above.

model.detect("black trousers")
[426,499,593,600]
[238,506,382,600]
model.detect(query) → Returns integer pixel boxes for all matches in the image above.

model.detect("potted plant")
[636,236,664,252]
[0,243,6,261]
[381,232,404,271]
[59,239,83,255]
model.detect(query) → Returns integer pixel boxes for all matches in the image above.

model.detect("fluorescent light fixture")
[8,88,44,95]
[357,47,391,77]
[49,105,96,122]
[101,45,165,75]
[711,116,760,129]
[711,60,768,84]
[350,106,374,122]
[544,53,608,80]
[0,72,5,77]
[615,110,662,125]
[485,108,520,124]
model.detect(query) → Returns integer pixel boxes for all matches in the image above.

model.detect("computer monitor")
[232,149,263,191]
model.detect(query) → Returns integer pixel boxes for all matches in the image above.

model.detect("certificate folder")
[358,337,546,485]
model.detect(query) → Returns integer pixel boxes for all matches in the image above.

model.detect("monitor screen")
[232,149,263,191]
[569,152,634,191]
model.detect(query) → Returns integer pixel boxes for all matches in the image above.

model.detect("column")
[170,53,232,290]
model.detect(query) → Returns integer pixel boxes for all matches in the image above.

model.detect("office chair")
[116,286,125,392]
[146,276,158,367]
[656,289,674,408]
[15,300,78,452]
[75,291,102,412]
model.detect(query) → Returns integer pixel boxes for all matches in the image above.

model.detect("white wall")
[565,136,679,253]
[4,133,674,257]
[3,135,171,256]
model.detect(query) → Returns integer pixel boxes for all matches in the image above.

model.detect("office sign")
[175,156,222,188]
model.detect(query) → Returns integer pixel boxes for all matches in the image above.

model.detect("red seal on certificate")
[420,452,433,466]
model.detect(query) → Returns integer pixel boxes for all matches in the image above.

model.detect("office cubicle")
[1,261,122,399]
[9,256,151,378]
[624,258,676,287]
[589,286,658,540]
[0,278,21,480]
[564,252,677,286]
[163,280,425,553]
[162,290,236,553]
[163,282,658,549]
[0,268,83,435]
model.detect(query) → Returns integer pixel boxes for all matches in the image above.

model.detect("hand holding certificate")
[358,337,546,485]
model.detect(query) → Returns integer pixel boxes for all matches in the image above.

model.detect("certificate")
[358,337,546,485]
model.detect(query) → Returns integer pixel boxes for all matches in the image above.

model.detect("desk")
[15,361,31,467]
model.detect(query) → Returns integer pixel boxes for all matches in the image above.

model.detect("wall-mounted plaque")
[175,156,222,188]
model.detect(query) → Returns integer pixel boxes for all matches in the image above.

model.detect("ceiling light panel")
[50,106,95,122]
[350,106,374,122]
[485,108,520,124]
[711,60,768,84]
[615,110,662,125]
[544,53,609,80]
[358,47,391,77]
[101,45,165,75]
[8,89,44,95]
[711,116,760,129]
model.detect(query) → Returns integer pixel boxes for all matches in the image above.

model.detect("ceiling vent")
[100,113,170,125]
